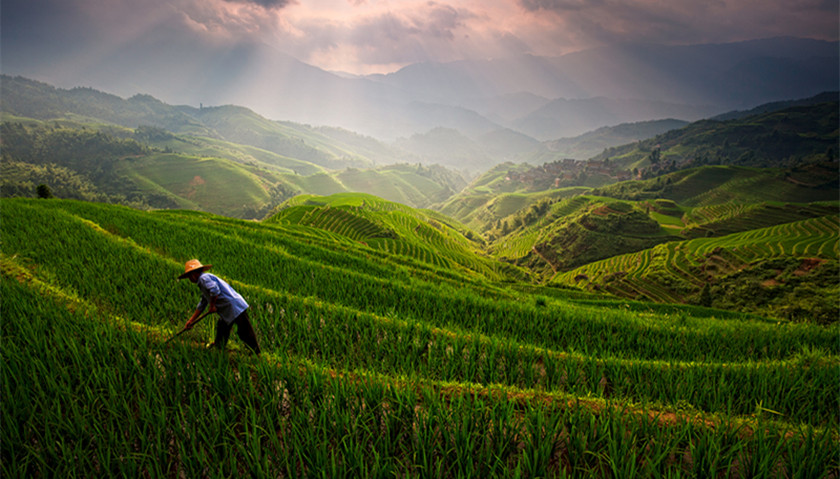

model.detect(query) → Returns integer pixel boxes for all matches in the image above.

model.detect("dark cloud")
[519,0,601,12]
[2,0,836,81]
[516,0,838,49]
[222,0,295,9]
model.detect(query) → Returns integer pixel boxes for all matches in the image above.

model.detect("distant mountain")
[524,119,690,162]
[394,128,492,172]
[369,37,838,139]
[711,91,839,121]
[512,98,705,140]
[540,37,838,107]
[460,92,552,125]
[478,129,543,160]
[7,36,835,143]
[370,55,584,105]
[0,76,474,216]
[0,75,394,171]
[393,126,542,172]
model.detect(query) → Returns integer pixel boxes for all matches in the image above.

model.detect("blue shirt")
[195,273,249,324]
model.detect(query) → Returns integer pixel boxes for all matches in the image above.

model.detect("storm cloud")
[1,0,837,78]
[222,0,296,10]
[515,0,838,47]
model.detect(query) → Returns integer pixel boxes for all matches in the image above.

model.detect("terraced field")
[437,186,590,232]
[268,193,522,281]
[682,202,838,238]
[3,197,838,477]
[490,196,598,260]
[554,214,840,305]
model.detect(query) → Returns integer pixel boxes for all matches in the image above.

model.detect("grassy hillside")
[265,193,518,280]
[0,120,295,217]
[134,124,329,176]
[3,197,838,476]
[592,100,839,175]
[0,75,403,171]
[439,187,589,233]
[441,163,840,322]
[553,215,840,323]
[1,76,477,213]
[593,164,840,206]
[0,118,469,216]
[490,196,683,275]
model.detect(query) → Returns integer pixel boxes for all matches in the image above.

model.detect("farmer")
[179,259,261,355]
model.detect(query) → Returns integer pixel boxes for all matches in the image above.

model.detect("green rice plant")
[3,196,839,478]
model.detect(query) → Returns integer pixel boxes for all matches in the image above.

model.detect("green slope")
[594,164,839,206]
[0,120,293,218]
[592,100,839,173]
[489,196,683,275]
[553,215,840,322]
[3,197,838,476]
[266,193,520,281]
[124,153,275,217]
[0,117,469,216]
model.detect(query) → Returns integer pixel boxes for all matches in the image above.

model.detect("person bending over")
[179,259,261,355]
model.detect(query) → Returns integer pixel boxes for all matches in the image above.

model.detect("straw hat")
[178,259,213,279]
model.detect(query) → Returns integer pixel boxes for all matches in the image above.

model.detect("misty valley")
[2,70,838,477]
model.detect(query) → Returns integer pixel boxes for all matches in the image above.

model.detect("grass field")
[2,197,838,477]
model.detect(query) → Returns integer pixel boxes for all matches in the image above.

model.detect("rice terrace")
[1,17,840,478]
[3,189,838,477]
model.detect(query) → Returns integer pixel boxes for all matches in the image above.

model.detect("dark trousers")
[214,309,261,354]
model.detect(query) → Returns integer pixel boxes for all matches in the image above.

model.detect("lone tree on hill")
[36,184,54,199]
[648,148,661,165]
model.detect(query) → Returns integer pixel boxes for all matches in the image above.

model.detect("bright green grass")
[269,193,513,280]
[3,197,838,476]
[6,275,836,477]
[126,153,271,216]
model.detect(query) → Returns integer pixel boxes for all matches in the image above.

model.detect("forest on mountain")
[1,75,837,321]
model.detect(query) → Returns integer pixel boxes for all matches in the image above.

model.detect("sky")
[2,0,838,77]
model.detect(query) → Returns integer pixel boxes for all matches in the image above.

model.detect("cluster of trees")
[589,101,839,180]
[1,122,149,172]
[487,197,555,239]
[691,257,839,325]
[0,122,178,210]
[1,159,107,202]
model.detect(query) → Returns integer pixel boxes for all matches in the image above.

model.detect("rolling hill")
[0,79,474,216]
[524,119,690,162]
[553,215,839,323]
[265,193,525,281]
[590,96,839,174]
[493,196,684,274]
[470,163,840,321]
[592,163,840,206]
[2,75,838,323]
[0,75,402,171]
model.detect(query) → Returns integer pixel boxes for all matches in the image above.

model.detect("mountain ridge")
[6,37,836,141]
